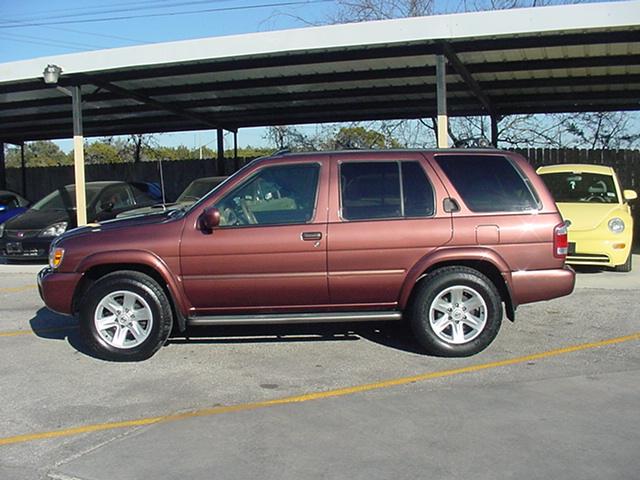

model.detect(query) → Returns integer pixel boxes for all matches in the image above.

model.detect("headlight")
[39,222,68,237]
[608,218,625,234]
[49,247,65,269]
[0,223,4,238]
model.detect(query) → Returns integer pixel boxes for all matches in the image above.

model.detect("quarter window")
[340,161,435,220]
[435,155,539,212]
[215,163,320,227]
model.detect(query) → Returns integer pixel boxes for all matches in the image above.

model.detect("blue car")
[0,190,30,225]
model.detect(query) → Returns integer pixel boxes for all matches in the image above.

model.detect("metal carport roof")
[1,0,639,144]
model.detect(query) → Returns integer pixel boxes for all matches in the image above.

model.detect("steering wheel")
[586,195,606,203]
[221,206,238,225]
[239,199,257,224]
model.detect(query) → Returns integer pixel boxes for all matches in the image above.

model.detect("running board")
[187,311,403,326]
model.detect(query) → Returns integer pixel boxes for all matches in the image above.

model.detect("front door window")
[214,163,320,227]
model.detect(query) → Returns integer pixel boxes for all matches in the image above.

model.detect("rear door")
[327,152,453,307]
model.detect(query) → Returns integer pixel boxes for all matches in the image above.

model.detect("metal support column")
[217,129,224,161]
[233,131,238,161]
[0,142,6,190]
[436,54,449,149]
[21,143,27,197]
[490,116,499,147]
[217,128,224,174]
[71,86,87,226]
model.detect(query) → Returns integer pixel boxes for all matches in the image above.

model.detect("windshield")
[540,172,619,204]
[31,185,102,211]
[177,177,225,203]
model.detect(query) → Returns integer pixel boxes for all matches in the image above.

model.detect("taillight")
[554,221,569,258]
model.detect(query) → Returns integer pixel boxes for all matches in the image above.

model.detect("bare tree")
[264,126,320,151]
[330,0,434,23]
[276,0,639,151]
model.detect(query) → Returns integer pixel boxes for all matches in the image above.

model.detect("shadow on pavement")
[29,307,95,356]
[169,321,425,355]
[28,308,425,360]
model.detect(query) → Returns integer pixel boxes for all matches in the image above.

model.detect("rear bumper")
[37,267,82,315]
[510,266,575,305]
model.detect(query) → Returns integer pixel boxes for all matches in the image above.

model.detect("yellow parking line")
[0,325,77,338]
[0,285,37,293]
[1,331,639,447]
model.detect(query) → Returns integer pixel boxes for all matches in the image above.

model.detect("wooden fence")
[6,148,640,202]
[512,148,640,190]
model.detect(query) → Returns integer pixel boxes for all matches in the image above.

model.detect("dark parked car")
[0,190,30,225]
[0,181,157,260]
[38,150,575,361]
[117,176,227,218]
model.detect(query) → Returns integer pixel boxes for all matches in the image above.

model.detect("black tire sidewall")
[614,252,632,272]
[79,272,172,361]
[411,268,502,357]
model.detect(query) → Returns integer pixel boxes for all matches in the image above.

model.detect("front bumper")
[0,237,52,260]
[566,230,632,267]
[38,267,83,316]
[510,266,575,306]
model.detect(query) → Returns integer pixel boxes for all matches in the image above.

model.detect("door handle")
[301,232,322,241]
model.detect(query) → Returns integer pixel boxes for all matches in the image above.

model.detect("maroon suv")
[38,150,575,361]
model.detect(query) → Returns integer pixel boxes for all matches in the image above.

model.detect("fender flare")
[75,250,190,327]
[398,247,513,311]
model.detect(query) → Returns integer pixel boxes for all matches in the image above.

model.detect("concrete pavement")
[0,257,639,479]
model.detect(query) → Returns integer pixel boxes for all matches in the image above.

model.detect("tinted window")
[341,162,400,220]
[31,185,102,211]
[436,155,538,212]
[215,164,320,227]
[340,161,434,220]
[131,185,157,206]
[178,177,226,203]
[0,195,19,209]
[402,161,435,217]
[539,172,619,203]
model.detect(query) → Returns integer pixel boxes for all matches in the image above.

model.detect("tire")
[79,271,173,361]
[614,252,632,272]
[410,266,502,357]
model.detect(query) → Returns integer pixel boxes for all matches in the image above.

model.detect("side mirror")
[623,190,638,201]
[199,207,221,233]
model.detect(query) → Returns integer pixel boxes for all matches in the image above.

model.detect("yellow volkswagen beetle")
[537,164,637,272]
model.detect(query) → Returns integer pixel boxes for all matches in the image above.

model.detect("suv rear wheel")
[79,271,173,361]
[410,266,502,357]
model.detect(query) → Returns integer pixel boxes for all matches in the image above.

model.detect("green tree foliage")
[4,140,70,168]
[84,141,122,164]
[327,126,402,149]
[264,124,402,150]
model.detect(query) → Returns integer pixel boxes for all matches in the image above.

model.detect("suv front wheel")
[79,271,173,361]
[410,266,502,357]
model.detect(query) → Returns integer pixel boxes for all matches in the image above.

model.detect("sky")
[0,0,617,152]
[0,0,342,150]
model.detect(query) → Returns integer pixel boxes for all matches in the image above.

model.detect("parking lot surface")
[1,259,639,479]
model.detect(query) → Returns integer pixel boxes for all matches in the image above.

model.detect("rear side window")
[340,161,435,220]
[435,155,539,212]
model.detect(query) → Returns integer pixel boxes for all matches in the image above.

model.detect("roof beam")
[5,88,638,138]
[73,74,223,131]
[4,72,640,114]
[442,42,496,117]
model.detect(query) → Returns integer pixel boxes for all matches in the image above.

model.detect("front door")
[180,161,329,315]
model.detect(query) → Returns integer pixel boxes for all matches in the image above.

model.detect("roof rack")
[272,149,291,156]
